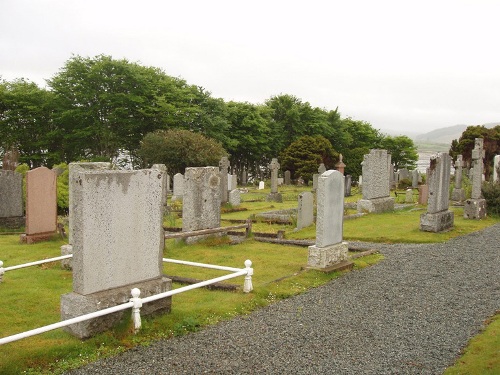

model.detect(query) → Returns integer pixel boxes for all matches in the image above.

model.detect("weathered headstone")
[219,157,230,204]
[389,165,397,190]
[335,154,346,175]
[182,167,221,241]
[344,175,352,197]
[0,170,24,228]
[171,173,184,202]
[464,138,487,219]
[266,158,282,202]
[22,167,57,244]
[61,163,171,339]
[229,189,241,207]
[357,149,394,213]
[405,188,414,203]
[307,170,350,270]
[494,155,500,183]
[399,168,410,182]
[296,191,314,230]
[418,184,429,205]
[420,153,454,232]
[240,167,247,186]
[284,170,291,185]
[258,181,265,190]
[318,163,326,174]
[312,174,319,192]
[451,155,466,203]
[152,164,168,206]
[411,170,419,188]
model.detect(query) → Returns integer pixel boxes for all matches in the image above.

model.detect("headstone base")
[61,276,172,339]
[20,231,56,244]
[266,192,283,203]
[451,188,466,203]
[0,216,24,229]
[463,198,487,220]
[357,197,395,213]
[420,210,454,232]
[307,241,349,269]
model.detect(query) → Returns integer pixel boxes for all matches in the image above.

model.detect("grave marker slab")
[494,155,500,183]
[464,138,487,219]
[0,170,24,228]
[296,191,313,230]
[219,157,230,204]
[451,155,466,203]
[171,173,184,202]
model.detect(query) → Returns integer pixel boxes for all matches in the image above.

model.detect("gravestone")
[61,163,171,339]
[494,155,500,183]
[389,165,397,190]
[296,191,314,230]
[411,170,419,188]
[22,167,57,244]
[451,155,466,203]
[258,181,265,190]
[335,154,346,175]
[284,170,291,185]
[418,184,429,205]
[182,167,221,242]
[231,174,238,190]
[344,175,352,197]
[357,149,394,213]
[420,153,454,232]
[0,170,24,228]
[240,167,247,186]
[171,173,184,202]
[318,163,326,174]
[464,138,487,219]
[152,164,168,206]
[312,174,319,192]
[405,188,414,203]
[229,189,241,207]
[2,148,20,171]
[219,157,230,204]
[307,170,350,270]
[266,158,282,202]
[399,168,410,182]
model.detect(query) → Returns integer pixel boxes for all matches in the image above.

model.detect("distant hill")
[414,122,500,144]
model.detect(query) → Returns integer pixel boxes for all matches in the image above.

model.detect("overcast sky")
[1,0,499,134]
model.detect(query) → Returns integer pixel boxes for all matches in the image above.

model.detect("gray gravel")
[66,223,500,374]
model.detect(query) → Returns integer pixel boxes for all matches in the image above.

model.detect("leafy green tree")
[280,135,337,184]
[138,129,227,174]
[381,135,419,171]
[0,79,56,167]
[343,147,370,181]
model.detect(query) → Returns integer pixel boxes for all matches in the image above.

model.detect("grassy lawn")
[0,185,498,374]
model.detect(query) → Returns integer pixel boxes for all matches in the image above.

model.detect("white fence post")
[130,288,142,333]
[244,259,253,293]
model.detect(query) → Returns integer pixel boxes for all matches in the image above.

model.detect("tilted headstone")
[61,163,171,339]
[171,173,184,202]
[266,158,282,202]
[182,167,221,240]
[357,149,394,213]
[296,191,313,230]
[420,153,454,232]
[307,170,349,270]
[451,155,466,202]
[229,189,241,207]
[22,167,57,243]
[494,155,500,183]
[219,157,230,204]
[284,170,291,185]
[0,170,24,228]
[464,138,487,219]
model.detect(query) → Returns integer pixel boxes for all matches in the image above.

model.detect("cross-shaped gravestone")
[471,138,485,199]
[268,158,280,193]
[454,155,464,188]
[219,156,230,203]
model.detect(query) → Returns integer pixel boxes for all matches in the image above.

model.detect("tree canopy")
[381,135,419,171]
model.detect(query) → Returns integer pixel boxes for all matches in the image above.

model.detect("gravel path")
[66,224,500,375]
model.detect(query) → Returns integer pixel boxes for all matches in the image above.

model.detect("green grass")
[1,191,499,374]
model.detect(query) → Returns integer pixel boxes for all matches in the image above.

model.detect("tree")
[280,135,337,184]
[381,135,419,171]
[138,129,227,174]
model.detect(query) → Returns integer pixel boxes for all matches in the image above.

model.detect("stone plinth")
[307,242,349,269]
[61,277,171,339]
[464,199,487,220]
[357,197,394,213]
[420,211,455,233]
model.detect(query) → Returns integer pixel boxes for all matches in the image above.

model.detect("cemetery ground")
[0,185,499,374]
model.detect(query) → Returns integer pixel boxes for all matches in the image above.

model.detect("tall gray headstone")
[219,157,230,204]
[182,167,221,238]
[464,138,487,219]
[307,170,349,270]
[344,175,352,197]
[411,169,419,188]
[266,158,282,202]
[296,191,313,230]
[451,155,466,203]
[284,170,291,185]
[0,170,24,228]
[494,155,500,183]
[171,173,184,202]
[357,149,394,213]
[420,153,454,231]
[61,163,171,339]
